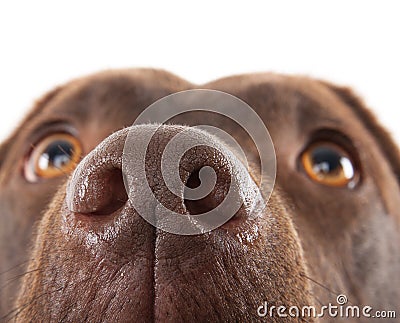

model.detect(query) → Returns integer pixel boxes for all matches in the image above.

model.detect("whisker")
[0,268,41,292]
[40,154,72,177]
[57,144,73,158]
[0,260,32,276]
[2,286,65,322]
[8,274,93,322]
[300,273,340,297]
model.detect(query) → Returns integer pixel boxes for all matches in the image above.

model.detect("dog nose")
[66,125,263,234]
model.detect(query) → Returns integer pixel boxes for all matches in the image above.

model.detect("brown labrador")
[0,69,399,322]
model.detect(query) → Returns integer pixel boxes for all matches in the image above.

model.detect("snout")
[15,124,313,322]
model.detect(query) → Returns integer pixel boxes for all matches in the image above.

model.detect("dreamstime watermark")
[122,90,276,235]
[257,294,397,319]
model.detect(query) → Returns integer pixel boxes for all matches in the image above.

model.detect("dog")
[0,69,399,322]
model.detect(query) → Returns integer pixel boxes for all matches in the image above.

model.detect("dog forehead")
[27,71,357,135]
[37,69,193,123]
[204,73,368,137]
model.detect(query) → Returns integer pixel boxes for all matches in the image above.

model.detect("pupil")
[311,147,341,174]
[41,140,73,169]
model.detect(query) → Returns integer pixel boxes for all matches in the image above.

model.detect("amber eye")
[301,142,358,188]
[25,133,82,182]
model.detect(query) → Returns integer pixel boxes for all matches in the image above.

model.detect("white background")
[0,1,399,143]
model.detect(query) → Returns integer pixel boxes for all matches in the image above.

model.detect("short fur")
[0,69,399,322]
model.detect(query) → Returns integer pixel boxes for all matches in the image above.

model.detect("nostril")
[184,167,226,216]
[89,169,128,216]
[66,129,130,217]
[186,169,201,189]
[67,165,128,217]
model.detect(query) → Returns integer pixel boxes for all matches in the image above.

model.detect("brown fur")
[0,69,399,322]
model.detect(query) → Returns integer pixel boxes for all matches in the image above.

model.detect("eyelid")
[29,122,79,144]
[305,129,357,153]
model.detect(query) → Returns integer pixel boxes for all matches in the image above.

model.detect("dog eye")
[300,142,358,188]
[25,133,82,182]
